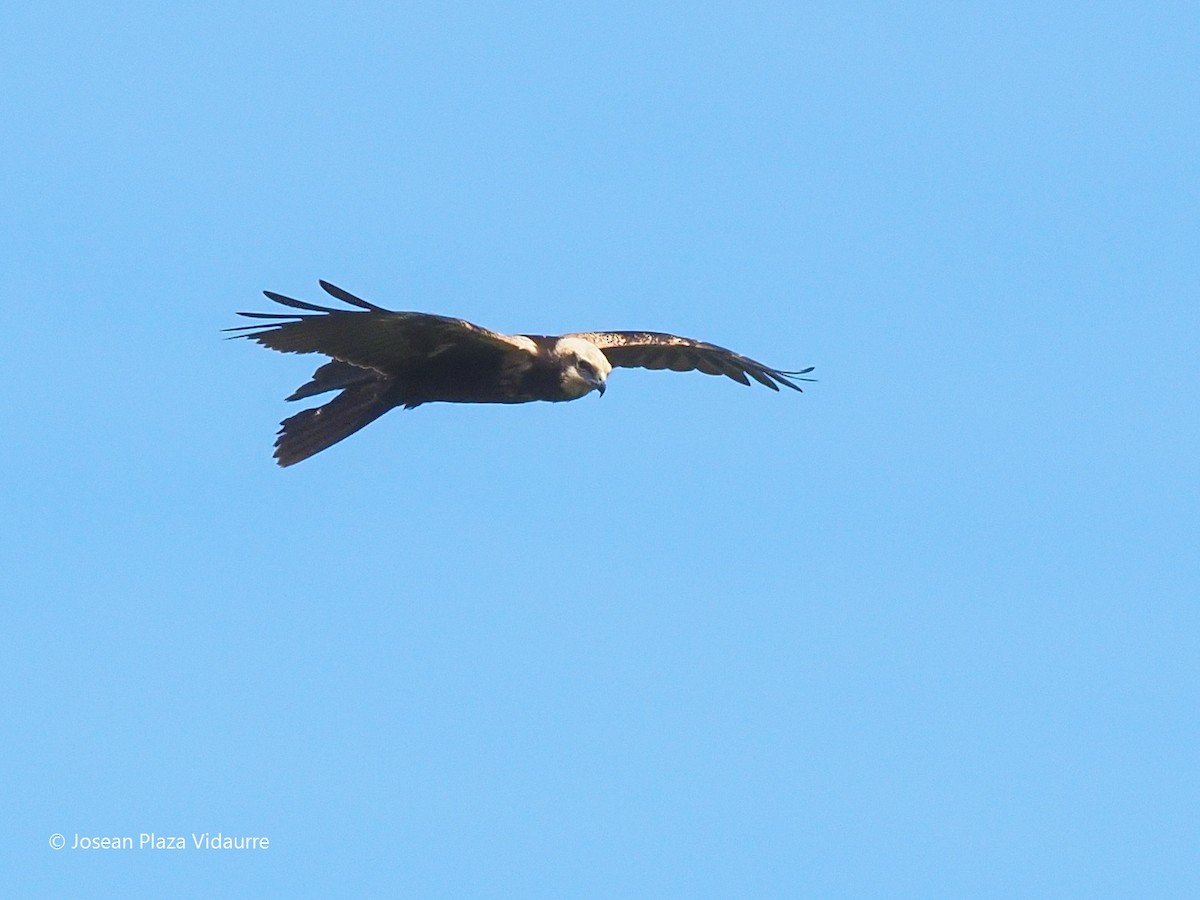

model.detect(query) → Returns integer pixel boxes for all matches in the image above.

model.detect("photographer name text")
[51,832,269,851]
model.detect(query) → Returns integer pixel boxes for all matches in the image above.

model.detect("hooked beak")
[595,381,606,397]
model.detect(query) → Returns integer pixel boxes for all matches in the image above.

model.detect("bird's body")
[229,281,814,466]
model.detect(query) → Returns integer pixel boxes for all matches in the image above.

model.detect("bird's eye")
[578,358,594,373]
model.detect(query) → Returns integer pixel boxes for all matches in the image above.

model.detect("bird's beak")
[595,381,606,397]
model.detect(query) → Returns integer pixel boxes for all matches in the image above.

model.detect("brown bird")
[229,281,815,466]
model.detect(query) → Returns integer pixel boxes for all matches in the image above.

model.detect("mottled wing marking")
[564,331,815,392]
[225,281,537,372]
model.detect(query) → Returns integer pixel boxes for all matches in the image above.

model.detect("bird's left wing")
[564,331,815,392]
[226,281,537,373]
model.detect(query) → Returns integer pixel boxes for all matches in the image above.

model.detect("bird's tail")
[274,379,393,467]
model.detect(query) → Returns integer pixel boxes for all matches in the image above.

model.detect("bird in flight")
[229,281,815,466]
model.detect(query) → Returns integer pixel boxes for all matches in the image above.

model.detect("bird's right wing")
[226,281,537,373]
[564,330,815,392]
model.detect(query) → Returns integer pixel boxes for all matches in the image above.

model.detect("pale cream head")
[554,336,613,399]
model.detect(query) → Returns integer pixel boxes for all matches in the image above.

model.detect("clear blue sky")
[3,2,1196,896]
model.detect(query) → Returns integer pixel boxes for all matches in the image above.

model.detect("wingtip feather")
[319,280,387,312]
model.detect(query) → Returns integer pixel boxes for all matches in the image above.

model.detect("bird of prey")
[229,281,815,466]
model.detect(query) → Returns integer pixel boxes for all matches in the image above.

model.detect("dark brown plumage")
[229,281,815,466]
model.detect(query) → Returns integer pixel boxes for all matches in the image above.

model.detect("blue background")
[3,2,1197,896]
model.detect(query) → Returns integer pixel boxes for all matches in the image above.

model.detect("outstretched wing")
[225,280,536,373]
[564,331,815,392]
